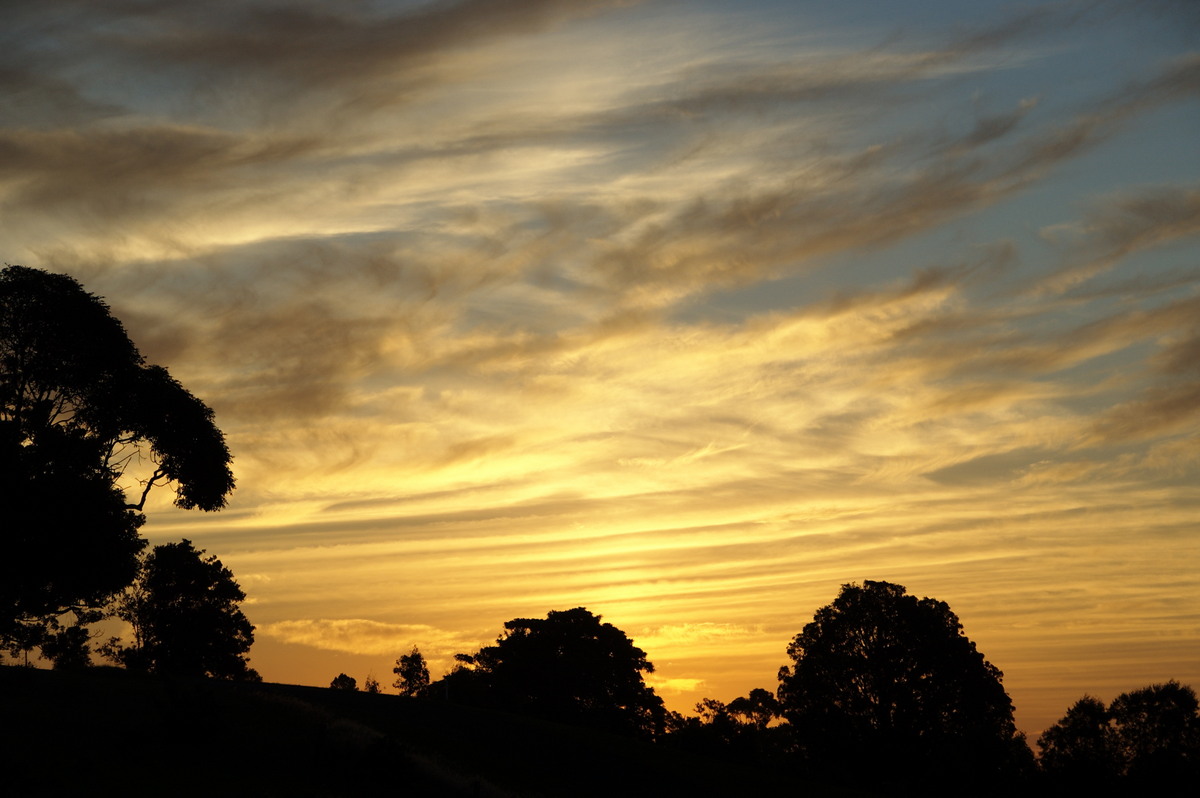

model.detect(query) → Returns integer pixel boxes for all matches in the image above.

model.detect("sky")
[3,0,1198,737]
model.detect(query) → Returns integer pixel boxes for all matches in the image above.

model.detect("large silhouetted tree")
[1,265,234,651]
[448,607,665,738]
[105,540,256,679]
[777,580,1030,791]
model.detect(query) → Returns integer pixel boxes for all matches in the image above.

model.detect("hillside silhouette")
[1,665,797,798]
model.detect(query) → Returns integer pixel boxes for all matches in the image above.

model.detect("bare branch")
[127,467,168,511]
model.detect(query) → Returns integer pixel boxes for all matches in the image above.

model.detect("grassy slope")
[1,666,788,797]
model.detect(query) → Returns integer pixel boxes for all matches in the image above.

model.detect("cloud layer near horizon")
[3,0,1198,735]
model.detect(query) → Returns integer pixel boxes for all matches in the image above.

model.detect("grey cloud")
[1088,186,1200,258]
[1089,380,1200,443]
[924,447,1052,487]
[1036,185,1200,297]
[0,67,123,128]
[106,0,637,112]
[0,126,320,228]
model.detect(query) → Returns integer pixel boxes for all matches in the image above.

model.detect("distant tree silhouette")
[330,673,357,691]
[0,265,234,651]
[1040,682,1200,785]
[663,691,787,766]
[393,647,430,697]
[1037,695,1121,783]
[104,540,256,680]
[695,697,734,726]
[1110,681,1200,782]
[777,580,1030,791]
[728,687,780,730]
[447,607,665,738]
[363,675,382,694]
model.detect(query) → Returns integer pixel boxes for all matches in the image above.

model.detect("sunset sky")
[4,0,1198,737]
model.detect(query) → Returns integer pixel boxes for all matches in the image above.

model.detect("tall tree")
[777,580,1030,790]
[1,265,234,646]
[393,647,430,697]
[448,607,665,738]
[105,540,256,680]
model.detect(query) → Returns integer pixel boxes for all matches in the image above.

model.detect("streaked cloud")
[4,0,1198,735]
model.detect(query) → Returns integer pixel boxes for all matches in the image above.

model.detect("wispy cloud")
[5,0,1198,735]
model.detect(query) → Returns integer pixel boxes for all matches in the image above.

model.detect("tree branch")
[127,467,168,511]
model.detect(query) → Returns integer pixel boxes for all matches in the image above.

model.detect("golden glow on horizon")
[5,0,1198,738]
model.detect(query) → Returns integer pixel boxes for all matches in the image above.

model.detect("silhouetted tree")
[693,697,741,746]
[1037,695,1121,783]
[777,580,1031,792]
[448,607,665,738]
[393,647,430,697]
[363,675,382,694]
[37,609,102,670]
[104,540,256,679]
[663,691,787,766]
[728,687,780,730]
[696,697,734,726]
[1040,682,1200,786]
[330,673,357,691]
[1110,681,1200,782]
[1,265,234,649]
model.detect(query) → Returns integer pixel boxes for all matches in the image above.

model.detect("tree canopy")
[447,607,665,738]
[777,580,1029,789]
[1039,682,1200,784]
[105,539,256,680]
[394,647,430,697]
[1111,681,1200,781]
[330,673,357,691]
[1037,695,1122,782]
[0,264,234,645]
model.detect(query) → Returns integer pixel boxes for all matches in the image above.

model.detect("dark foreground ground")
[1,665,795,797]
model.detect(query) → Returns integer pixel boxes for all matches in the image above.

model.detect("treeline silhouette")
[4,264,1198,795]
[318,585,1200,795]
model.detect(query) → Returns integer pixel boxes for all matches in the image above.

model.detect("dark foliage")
[1111,681,1200,782]
[663,692,789,768]
[0,265,234,646]
[330,673,357,691]
[1037,695,1121,783]
[106,539,257,680]
[1039,682,1200,788]
[394,646,430,696]
[777,580,1032,793]
[444,607,665,739]
[728,687,780,730]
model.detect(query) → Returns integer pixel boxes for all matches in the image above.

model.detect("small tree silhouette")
[330,673,357,691]
[393,647,430,696]
[104,540,256,680]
